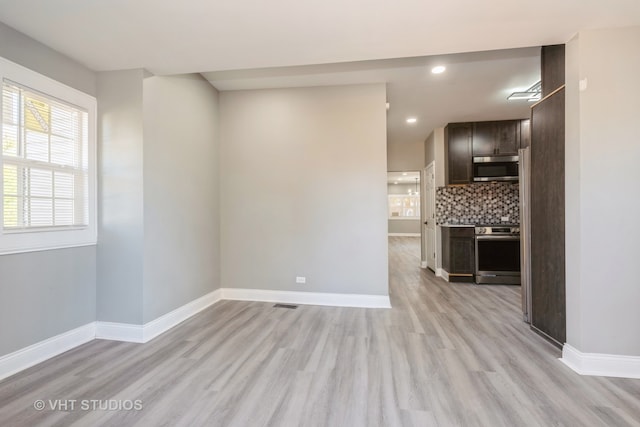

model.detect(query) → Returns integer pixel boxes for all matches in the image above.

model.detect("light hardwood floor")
[1,237,639,426]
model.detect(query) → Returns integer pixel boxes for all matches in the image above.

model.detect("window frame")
[388,194,421,220]
[0,57,97,254]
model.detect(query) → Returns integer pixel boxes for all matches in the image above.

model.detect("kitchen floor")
[1,237,638,426]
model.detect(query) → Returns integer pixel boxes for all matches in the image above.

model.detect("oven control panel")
[475,226,519,235]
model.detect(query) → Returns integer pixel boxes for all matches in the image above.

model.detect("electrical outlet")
[501,216,509,222]
[579,78,588,92]
[295,276,306,284]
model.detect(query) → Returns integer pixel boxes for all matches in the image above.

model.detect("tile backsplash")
[436,182,519,225]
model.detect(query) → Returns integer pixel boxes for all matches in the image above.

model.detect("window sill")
[0,240,97,256]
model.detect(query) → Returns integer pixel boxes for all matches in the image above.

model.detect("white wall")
[142,74,220,323]
[220,84,389,296]
[565,26,640,356]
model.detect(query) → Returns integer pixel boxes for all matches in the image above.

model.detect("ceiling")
[0,0,638,75]
[0,1,638,146]
[204,48,539,146]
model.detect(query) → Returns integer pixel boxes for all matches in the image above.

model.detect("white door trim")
[424,161,437,271]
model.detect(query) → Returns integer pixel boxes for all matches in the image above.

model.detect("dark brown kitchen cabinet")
[472,120,520,156]
[445,123,473,185]
[541,45,565,97]
[530,87,566,347]
[442,227,475,283]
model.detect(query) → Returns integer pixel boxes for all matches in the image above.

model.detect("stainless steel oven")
[475,226,521,284]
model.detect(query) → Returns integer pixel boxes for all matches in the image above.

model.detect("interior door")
[424,162,436,271]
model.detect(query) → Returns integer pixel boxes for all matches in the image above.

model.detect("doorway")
[387,171,422,262]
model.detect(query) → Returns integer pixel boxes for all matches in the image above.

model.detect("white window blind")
[0,56,96,254]
[2,80,89,231]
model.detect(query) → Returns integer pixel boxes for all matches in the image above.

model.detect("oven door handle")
[476,235,520,241]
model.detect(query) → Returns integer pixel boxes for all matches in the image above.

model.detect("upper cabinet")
[445,119,529,185]
[445,123,473,185]
[472,120,520,156]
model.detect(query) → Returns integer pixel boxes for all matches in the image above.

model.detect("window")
[388,194,420,219]
[0,57,96,254]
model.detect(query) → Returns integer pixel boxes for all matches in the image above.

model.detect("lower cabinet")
[442,227,475,283]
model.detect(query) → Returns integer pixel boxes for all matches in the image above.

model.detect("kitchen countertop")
[438,223,520,227]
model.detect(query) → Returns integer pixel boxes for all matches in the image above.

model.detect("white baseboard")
[388,233,420,237]
[440,269,449,281]
[0,322,95,381]
[222,288,391,309]
[95,288,223,344]
[95,322,144,343]
[420,261,427,268]
[436,268,444,278]
[143,288,223,342]
[561,344,640,379]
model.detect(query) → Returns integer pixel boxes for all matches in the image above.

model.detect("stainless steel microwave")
[473,156,519,182]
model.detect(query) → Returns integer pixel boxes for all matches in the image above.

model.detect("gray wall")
[424,132,435,167]
[0,247,96,356]
[97,70,145,324]
[97,71,222,324]
[387,183,415,195]
[220,84,389,296]
[387,139,425,171]
[0,23,97,356]
[0,22,96,96]
[565,26,640,356]
[142,74,220,323]
[424,128,446,188]
[388,220,421,234]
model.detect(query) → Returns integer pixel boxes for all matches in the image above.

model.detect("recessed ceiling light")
[406,117,417,124]
[402,172,407,176]
[393,181,398,184]
[386,102,390,110]
[431,65,446,74]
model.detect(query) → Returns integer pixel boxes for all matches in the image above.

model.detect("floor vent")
[273,303,298,309]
